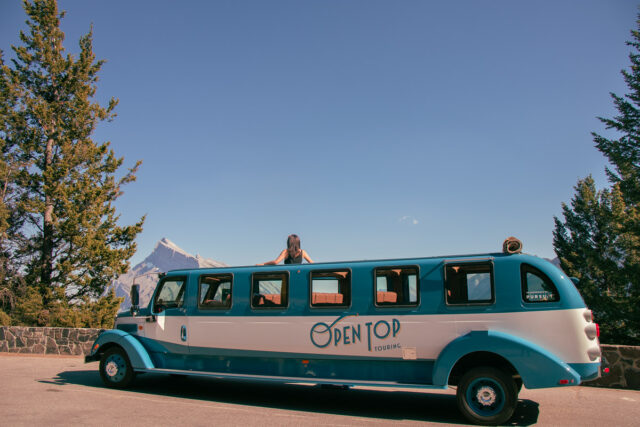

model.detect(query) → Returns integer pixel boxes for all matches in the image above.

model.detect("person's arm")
[302,250,314,263]
[258,249,287,266]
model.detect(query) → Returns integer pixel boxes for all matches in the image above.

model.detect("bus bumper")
[568,361,604,382]
[85,353,100,363]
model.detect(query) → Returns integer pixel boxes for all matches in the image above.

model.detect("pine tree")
[0,0,143,323]
[0,48,27,321]
[593,19,640,205]
[554,15,640,345]
[553,178,637,344]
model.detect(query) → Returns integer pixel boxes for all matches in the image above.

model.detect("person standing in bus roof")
[259,234,313,265]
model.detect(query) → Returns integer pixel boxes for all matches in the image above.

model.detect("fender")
[432,330,581,389]
[85,329,155,370]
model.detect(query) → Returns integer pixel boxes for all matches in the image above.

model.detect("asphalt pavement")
[1,353,639,426]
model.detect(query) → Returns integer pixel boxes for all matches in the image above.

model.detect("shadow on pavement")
[44,369,539,425]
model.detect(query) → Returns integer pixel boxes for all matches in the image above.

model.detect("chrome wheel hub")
[105,360,119,377]
[476,386,497,407]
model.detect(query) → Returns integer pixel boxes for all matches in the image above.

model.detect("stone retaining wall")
[1,327,638,389]
[0,326,102,356]
[584,344,640,390]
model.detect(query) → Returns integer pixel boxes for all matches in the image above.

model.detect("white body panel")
[171,308,599,364]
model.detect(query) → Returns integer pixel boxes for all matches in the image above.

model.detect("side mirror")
[130,284,140,316]
[570,277,580,286]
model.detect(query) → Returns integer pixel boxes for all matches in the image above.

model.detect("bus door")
[187,273,234,371]
[144,275,190,369]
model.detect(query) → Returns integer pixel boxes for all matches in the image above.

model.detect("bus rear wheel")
[99,347,135,389]
[456,367,517,425]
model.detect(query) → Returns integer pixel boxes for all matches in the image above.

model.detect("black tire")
[515,377,523,395]
[99,347,136,389]
[456,367,517,425]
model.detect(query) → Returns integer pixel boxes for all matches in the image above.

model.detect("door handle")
[180,325,187,342]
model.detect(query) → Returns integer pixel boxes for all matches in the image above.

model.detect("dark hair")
[287,234,301,259]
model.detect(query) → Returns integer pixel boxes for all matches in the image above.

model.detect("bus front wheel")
[456,366,517,425]
[99,347,135,389]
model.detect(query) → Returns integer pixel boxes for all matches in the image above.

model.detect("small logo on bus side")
[310,315,401,352]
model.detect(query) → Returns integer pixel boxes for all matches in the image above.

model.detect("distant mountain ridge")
[111,238,226,311]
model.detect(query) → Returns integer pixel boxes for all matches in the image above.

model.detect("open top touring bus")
[86,239,604,425]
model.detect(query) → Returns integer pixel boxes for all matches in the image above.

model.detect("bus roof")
[164,251,543,275]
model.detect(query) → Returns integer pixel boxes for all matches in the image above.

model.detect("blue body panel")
[134,338,434,383]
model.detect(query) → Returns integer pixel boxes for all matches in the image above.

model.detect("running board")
[137,368,447,390]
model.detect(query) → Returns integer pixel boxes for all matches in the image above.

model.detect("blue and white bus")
[86,241,603,425]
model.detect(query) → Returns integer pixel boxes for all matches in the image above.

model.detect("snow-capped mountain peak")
[159,237,188,253]
[110,238,227,311]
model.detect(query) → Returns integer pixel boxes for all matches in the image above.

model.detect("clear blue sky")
[1,1,638,266]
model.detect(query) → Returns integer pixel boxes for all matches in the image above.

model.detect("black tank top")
[284,251,303,264]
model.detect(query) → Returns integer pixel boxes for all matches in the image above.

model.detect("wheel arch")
[448,351,519,386]
[432,330,581,389]
[88,329,154,370]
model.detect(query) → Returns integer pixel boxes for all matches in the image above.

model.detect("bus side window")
[445,263,494,305]
[198,274,233,309]
[310,270,351,308]
[375,266,419,307]
[251,272,289,309]
[521,264,559,303]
